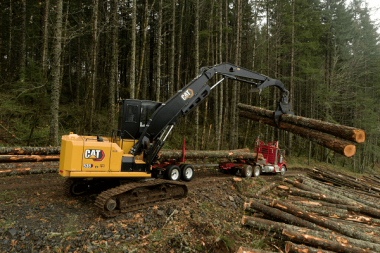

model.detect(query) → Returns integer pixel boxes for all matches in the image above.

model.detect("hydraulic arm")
[130,62,294,166]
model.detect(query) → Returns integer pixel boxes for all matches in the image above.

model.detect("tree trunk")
[169,0,175,98]
[242,215,380,252]
[156,0,162,102]
[239,111,356,157]
[89,0,99,133]
[217,0,223,150]
[194,0,199,150]
[285,241,335,253]
[130,0,136,99]
[19,0,26,81]
[158,149,263,161]
[238,104,365,143]
[109,0,118,129]
[49,0,64,146]
[0,147,61,155]
[244,199,322,231]
[135,0,149,98]
[282,229,368,253]
[0,155,60,163]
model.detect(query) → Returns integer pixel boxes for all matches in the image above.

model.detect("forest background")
[0,0,379,173]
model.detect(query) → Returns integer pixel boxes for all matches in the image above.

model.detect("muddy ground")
[0,168,307,253]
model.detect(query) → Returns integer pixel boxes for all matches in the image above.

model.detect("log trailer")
[59,63,293,217]
[219,138,287,178]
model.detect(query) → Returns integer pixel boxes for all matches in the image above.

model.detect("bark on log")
[242,216,380,252]
[238,103,365,143]
[245,200,323,231]
[0,155,60,163]
[0,167,59,176]
[239,111,356,157]
[271,199,380,243]
[284,178,321,193]
[0,161,59,169]
[236,247,276,253]
[158,149,263,160]
[256,182,277,196]
[285,241,335,253]
[282,229,369,253]
[0,146,61,155]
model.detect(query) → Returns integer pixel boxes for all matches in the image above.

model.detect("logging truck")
[59,63,293,217]
[219,138,287,177]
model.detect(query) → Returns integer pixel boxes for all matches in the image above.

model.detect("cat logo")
[181,89,194,101]
[84,149,105,161]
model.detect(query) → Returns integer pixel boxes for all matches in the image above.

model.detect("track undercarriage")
[64,178,188,217]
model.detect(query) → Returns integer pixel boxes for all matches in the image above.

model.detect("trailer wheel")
[253,166,261,177]
[280,166,286,176]
[241,165,253,178]
[181,165,194,181]
[165,165,181,181]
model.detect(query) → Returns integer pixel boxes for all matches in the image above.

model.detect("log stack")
[238,103,365,157]
[0,146,263,176]
[241,170,380,252]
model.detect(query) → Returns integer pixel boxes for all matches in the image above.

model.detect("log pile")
[0,146,263,176]
[241,170,380,252]
[238,103,365,157]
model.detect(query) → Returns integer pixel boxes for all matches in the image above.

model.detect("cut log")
[238,103,365,143]
[282,229,369,253]
[271,199,380,243]
[256,182,277,196]
[239,111,356,157]
[0,161,59,169]
[284,178,321,193]
[0,146,61,155]
[158,149,263,160]
[245,199,323,231]
[0,155,60,163]
[236,247,276,253]
[242,216,380,252]
[0,167,59,176]
[285,241,335,253]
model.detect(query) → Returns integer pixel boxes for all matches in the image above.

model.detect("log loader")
[59,63,294,217]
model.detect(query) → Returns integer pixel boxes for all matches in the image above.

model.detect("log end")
[243,202,250,210]
[241,215,248,225]
[353,129,365,143]
[344,144,356,157]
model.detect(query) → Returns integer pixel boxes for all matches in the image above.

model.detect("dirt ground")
[0,167,307,253]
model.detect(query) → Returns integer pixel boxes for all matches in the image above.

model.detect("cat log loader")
[59,62,293,217]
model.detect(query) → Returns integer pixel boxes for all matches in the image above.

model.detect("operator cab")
[118,99,162,140]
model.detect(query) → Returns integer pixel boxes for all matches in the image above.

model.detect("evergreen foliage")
[0,0,379,172]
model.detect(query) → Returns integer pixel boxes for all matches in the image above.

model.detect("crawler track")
[94,179,188,217]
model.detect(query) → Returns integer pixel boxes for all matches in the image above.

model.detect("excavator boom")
[130,63,294,166]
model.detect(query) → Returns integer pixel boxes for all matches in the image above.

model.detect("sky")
[365,0,380,26]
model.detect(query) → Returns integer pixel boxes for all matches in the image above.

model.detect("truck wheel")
[253,166,261,177]
[280,166,286,176]
[181,165,194,181]
[165,165,181,181]
[241,165,253,178]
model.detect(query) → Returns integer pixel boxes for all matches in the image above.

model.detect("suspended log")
[238,103,365,143]
[244,200,323,231]
[271,199,380,243]
[282,229,369,253]
[242,216,380,252]
[158,149,263,160]
[239,111,356,157]
[285,241,335,253]
[0,146,61,155]
[0,155,60,163]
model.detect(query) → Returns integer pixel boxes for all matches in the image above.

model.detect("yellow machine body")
[59,132,151,178]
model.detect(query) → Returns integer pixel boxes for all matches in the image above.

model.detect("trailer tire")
[253,166,261,177]
[280,166,286,176]
[241,165,253,178]
[165,165,181,181]
[181,165,194,181]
